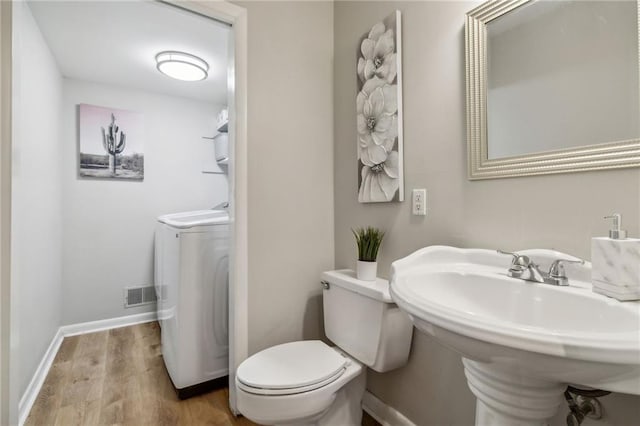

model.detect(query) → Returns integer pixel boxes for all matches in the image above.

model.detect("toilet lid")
[236,341,348,392]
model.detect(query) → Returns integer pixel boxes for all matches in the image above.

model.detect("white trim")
[161,0,248,416]
[227,7,248,415]
[18,311,157,425]
[17,329,63,426]
[362,391,416,426]
[58,311,157,337]
[0,2,12,424]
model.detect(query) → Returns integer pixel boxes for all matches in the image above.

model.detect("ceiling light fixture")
[155,51,209,82]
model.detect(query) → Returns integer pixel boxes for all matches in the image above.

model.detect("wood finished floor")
[26,322,258,426]
[26,321,381,426]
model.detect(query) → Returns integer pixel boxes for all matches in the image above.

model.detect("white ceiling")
[28,1,230,104]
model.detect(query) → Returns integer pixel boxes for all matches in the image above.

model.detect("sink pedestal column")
[463,359,566,426]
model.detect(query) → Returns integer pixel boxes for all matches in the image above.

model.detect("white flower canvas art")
[356,11,404,203]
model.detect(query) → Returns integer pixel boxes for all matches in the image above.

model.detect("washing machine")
[155,209,230,398]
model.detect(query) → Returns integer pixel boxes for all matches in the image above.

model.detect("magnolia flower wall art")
[356,11,404,203]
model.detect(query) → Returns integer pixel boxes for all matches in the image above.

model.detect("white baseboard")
[18,328,64,426]
[59,311,157,337]
[363,390,416,426]
[18,311,157,425]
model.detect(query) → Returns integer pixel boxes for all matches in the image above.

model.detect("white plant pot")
[356,260,377,281]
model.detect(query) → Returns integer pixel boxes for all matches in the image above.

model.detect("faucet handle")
[548,258,585,278]
[497,250,532,270]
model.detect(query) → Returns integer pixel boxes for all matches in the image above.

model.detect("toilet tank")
[321,270,413,372]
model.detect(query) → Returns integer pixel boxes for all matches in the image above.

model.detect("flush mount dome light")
[155,51,209,81]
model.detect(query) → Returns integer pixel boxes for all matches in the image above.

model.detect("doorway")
[0,1,248,422]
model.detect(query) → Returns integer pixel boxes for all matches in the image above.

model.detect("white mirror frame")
[466,0,640,180]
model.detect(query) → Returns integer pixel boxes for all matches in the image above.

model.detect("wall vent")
[124,286,158,308]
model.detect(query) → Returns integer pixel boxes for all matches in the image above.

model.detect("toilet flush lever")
[321,280,330,290]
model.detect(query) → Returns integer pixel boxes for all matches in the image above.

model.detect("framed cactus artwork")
[356,10,404,203]
[79,104,144,180]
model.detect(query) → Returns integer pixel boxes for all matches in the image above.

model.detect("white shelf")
[216,120,228,133]
[216,108,229,132]
[202,132,225,140]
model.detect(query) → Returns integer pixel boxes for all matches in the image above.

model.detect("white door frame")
[0,0,249,417]
[163,1,248,414]
[0,1,13,424]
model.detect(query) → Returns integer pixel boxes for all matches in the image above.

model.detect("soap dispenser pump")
[604,213,627,239]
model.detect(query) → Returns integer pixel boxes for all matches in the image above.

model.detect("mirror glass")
[486,0,639,160]
[466,0,640,179]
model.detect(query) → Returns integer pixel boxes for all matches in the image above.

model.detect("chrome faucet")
[497,250,584,286]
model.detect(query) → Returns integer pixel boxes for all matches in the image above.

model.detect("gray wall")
[237,1,336,355]
[11,0,63,399]
[61,79,227,325]
[334,1,640,425]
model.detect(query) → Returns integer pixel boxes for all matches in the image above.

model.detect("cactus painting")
[101,113,127,176]
[79,104,144,180]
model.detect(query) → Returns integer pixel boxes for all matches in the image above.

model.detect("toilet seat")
[236,340,349,396]
[237,368,346,395]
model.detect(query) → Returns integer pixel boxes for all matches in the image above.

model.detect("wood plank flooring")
[26,321,381,426]
[25,322,258,426]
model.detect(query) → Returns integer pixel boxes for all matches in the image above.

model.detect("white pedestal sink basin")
[390,246,640,425]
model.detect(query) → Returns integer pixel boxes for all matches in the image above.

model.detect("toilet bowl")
[236,341,366,425]
[235,270,414,426]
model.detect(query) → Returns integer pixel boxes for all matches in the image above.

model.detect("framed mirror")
[466,0,640,180]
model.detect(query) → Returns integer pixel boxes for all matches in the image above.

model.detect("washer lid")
[157,209,229,228]
[237,341,348,390]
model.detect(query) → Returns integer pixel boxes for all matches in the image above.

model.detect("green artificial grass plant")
[352,226,385,262]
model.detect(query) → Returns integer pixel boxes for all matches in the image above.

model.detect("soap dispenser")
[591,213,640,301]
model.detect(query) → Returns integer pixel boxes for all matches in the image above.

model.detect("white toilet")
[235,269,414,425]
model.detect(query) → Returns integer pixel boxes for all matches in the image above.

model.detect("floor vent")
[124,286,157,308]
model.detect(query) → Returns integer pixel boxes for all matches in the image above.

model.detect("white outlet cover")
[412,189,427,216]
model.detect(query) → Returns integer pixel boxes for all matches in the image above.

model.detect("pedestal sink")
[390,246,640,425]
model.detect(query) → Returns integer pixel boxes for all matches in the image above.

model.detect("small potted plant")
[352,226,385,281]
